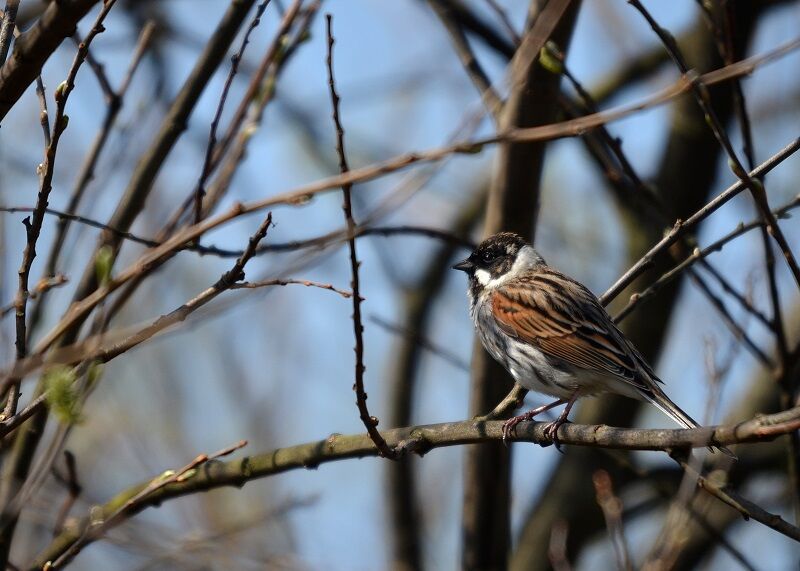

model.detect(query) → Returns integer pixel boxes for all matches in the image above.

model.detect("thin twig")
[30,21,155,331]
[0,206,474,256]
[230,278,354,299]
[51,451,82,536]
[680,459,800,543]
[326,14,394,459]
[0,274,68,317]
[628,0,800,292]
[686,269,772,368]
[194,0,272,224]
[600,137,800,305]
[3,0,117,421]
[614,194,800,321]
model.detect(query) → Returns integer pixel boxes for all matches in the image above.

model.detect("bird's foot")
[501,410,538,445]
[543,418,570,452]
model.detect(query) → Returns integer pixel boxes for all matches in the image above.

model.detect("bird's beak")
[452,258,474,272]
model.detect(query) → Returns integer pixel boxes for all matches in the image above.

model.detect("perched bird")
[453,231,710,448]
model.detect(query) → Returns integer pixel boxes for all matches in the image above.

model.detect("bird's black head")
[452,232,533,282]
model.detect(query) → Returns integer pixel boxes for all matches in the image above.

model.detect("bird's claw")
[501,411,536,446]
[501,417,521,446]
[543,419,569,452]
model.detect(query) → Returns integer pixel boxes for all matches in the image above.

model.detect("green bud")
[54,80,69,102]
[539,41,564,75]
[44,365,84,425]
[461,142,484,154]
[87,361,104,387]
[95,245,114,286]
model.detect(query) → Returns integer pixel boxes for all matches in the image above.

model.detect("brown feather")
[491,271,653,395]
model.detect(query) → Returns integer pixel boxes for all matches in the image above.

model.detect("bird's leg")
[543,390,580,450]
[501,398,567,444]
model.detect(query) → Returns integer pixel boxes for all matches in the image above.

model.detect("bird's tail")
[646,391,736,459]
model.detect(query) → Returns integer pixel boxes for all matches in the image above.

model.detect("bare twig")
[0,205,474,256]
[30,21,155,331]
[613,194,800,322]
[0,274,68,317]
[230,278,354,299]
[600,137,800,306]
[680,460,800,543]
[194,0,272,224]
[628,0,800,291]
[3,0,117,423]
[52,451,82,536]
[326,14,394,459]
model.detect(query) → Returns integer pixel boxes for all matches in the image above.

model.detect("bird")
[452,231,717,450]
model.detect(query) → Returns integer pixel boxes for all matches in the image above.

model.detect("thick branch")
[33,406,800,569]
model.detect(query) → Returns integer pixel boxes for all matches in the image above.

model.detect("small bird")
[453,231,710,448]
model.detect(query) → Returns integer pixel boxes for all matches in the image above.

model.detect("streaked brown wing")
[491,272,650,392]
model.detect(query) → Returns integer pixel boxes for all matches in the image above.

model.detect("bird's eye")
[481,251,494,264]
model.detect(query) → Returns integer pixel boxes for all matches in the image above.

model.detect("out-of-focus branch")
[33,406,800,570]
[0,0,100,121]
[193,0,272,223]
[428,0,503,120]
[593,470,633,571]
[679,459,800,542]
[70,0,258,304]
[425,0,515,59]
